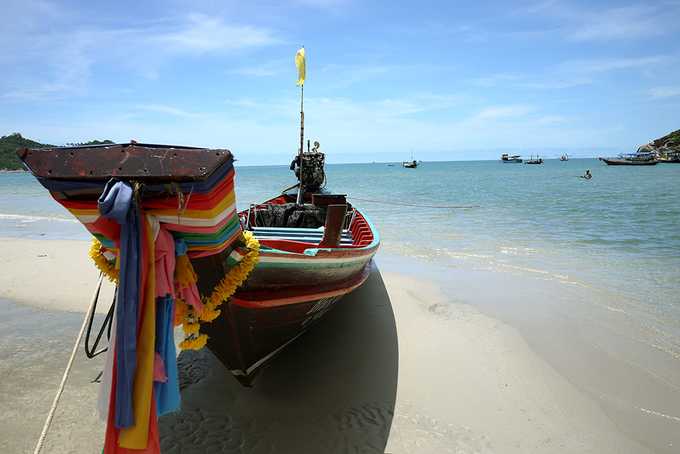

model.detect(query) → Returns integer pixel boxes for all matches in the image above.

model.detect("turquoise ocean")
[1,159,679,363]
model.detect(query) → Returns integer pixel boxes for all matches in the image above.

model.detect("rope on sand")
[347,196,480,209]
[33,273,105,454]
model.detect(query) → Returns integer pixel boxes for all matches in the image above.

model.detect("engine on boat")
[253,203,327,228]
[290,143,325,191]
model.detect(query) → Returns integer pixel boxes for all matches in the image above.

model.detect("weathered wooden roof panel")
[17,142,233,181]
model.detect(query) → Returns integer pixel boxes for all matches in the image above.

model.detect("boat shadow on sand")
[159,266,398,453]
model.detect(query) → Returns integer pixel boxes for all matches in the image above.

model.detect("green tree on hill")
[0,134,114,170]
[0,133,52,170]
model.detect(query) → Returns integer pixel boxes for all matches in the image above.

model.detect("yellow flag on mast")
[295,47,306,86]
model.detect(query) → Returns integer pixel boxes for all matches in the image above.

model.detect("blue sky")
[1,0,679,164]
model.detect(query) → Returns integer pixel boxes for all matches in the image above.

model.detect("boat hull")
[599,158,658,166]
[203,263,372,385]
[199,208,380,386]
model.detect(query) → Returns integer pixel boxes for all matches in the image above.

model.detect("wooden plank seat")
[251,226,354,245]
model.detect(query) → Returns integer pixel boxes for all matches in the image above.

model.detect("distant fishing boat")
[402,151,418,168]
[501,153,522,163]
[560,154,569,161]
[525,155,544,165]
[659,151,680,163]
[598,152,658,166]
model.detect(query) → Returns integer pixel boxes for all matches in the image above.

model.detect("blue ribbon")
[98,180,139,429]
[154,296,180,415]
[174,238,188,256]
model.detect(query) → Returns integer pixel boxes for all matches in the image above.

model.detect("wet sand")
[0,238,660,453]
[0,300,106,454]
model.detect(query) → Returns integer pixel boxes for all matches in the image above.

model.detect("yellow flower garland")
[179,333,208,350]
[89,238,119,283]
[178,230,260,350]
[200,230,260,321]
[89,232,260,352]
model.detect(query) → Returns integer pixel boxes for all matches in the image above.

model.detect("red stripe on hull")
[204,262,374,385]
[232,263,372,308]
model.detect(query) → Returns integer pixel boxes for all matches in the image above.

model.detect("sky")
[1,0,679,165]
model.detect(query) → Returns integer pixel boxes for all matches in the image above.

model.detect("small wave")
[605,305,628,314]
[499,246,537,256]
[639,407,680,423]
[496,263,550,275]
[0,213,78,223]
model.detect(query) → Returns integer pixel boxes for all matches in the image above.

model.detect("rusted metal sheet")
[17,142,232,181]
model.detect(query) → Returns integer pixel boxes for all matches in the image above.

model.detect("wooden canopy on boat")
[17,142,232,182]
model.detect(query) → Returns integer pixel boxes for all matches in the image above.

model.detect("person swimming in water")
[581,169,592,180]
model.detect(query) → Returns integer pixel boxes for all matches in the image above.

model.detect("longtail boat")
[524,155,544,165]
[17,139,379,450]
[203,189,379,385]
[598,153,659,166]
[17,140,379,389]
[16,47,379,453]
[501,153,522,163]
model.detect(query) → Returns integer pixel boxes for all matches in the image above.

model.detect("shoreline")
[0,238,115,314]
[0,237,665,452]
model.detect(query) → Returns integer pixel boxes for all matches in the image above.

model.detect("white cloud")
[649,86,680,99]
[318,63,395,88]
[558,56,668,74]
[535,115,568,125]
[567,5,665,42]
[154,14,278,54]
[527,1,679,42]
[471,73,525,88]
[133,104,200,118]
[472,73,591,90]
[473,105,535,120]
[472,54,669,94]
[1,29,95,100]
[226,59,288,77]
[0,92,598,164]
[0,6,280,100]
[291,0,351,9]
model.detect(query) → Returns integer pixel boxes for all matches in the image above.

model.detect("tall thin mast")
[295,47,306,205]
[296,84,305,205]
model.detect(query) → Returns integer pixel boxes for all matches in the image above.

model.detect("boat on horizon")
[501,153,522,163]
[658,150,680,163]
[598,152,658,166]
[402,151,418,168]
[560,154,569,161]
[525,155,544,165]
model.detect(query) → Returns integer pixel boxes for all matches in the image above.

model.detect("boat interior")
[240,193,375,252]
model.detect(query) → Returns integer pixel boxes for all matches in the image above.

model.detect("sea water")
[2,159,679,359]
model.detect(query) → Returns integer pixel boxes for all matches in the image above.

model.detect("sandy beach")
[0,237,661,453]
[4,0,680,451]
